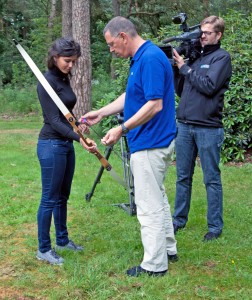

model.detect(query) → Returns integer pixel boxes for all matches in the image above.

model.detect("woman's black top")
[37,67,80,142]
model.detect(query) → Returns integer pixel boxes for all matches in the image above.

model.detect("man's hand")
[80,110,103,126]
[101,126,122,146]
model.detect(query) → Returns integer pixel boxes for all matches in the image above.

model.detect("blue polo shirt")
[124,40,176,153]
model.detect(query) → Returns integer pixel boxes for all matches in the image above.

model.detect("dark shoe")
[126,265,167,277]
[56,240,84,251]
[168,254,179,263]
[173,223,185,234]
[203,231,221,241]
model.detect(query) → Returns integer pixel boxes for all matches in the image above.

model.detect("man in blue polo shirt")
[81,16,177,277]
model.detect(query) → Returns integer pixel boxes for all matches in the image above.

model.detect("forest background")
[0,1,251,300]
[0,0,251,162]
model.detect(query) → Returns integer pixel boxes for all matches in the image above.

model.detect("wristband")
[121,123,129,134]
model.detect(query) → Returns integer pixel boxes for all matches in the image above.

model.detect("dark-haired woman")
[36,37,96,265]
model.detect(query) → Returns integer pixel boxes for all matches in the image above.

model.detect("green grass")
[0,116,251,300]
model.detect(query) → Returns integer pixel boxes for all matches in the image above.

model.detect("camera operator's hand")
[173,49,185,69]
[80,111,102,126]
[101,126,122,146]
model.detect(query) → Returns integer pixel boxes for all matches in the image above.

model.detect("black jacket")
[37,67,80,142]
[174,43,232,127]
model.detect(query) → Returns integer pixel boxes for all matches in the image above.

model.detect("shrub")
[97,10,252,162]
[0,86,40,114]
[221,11,252,162]
[92,59,130,134]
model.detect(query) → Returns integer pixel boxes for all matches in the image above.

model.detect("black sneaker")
[126,265,167,277]
[168,254,179,263]
[173,223,185,234]
[56,240,84,251]
[203,231,221,242]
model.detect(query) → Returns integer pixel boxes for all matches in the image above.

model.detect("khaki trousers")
[130,141,177,272]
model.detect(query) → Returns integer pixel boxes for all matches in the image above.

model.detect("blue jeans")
[37,139,75,252]
[173,123,224,234]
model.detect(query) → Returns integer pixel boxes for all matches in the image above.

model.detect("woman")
[36,37,96,265]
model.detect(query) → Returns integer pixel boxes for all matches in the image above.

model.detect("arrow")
[13,39,128,190]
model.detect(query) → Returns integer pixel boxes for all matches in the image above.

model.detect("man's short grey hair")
[103,16,138,37]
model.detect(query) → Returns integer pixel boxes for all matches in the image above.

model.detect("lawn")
[0,116,251,300]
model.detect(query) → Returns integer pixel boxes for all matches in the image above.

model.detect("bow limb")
[66,112,111,170]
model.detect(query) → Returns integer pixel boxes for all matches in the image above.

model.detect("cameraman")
[172,16,232,241]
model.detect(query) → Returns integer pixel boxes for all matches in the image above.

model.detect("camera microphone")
[162,36,176,43]
[162,29,202,44]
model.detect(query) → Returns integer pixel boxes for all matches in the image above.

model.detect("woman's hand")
[78,123,90,134]
[80,137,97,153]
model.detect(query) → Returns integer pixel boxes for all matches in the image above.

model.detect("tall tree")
[112,0,120,16]
[201,0,210,17]
[71,0,92,117]
[110,0,121,79]
[48,0,57,28]
[62,0,72,37]
[48,0,57,41]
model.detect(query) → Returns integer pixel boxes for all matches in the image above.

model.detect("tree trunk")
[112,0,120,16]
[111,0,121,79]
[71,0,91,117]
[62,0,72,37]
[48,0,57,41]
[202,0,210,17]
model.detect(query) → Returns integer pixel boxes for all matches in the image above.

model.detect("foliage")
[0,1,40,84]
[96,10,251,162]
[11,15,61,88]
[0,18,24,84]
[221,11,252,162]
[0,85,40,114]
[92,57,130,134]
[90,66,117,134]
[0,117,251,299]
[90,13,112,72]
[0,2,251,162]
[0,0,61,87]
[211,0,252,16]
[94,92,118,135]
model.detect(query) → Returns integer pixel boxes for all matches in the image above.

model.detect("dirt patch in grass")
[0,287,45,300]
[0,264,17,279]
[0,129,39,134]
[0,113,38,120]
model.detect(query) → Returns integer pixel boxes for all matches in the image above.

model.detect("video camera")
[160,13,202,64]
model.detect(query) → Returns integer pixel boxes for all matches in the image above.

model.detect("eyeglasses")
[201,31,216,36]
[107,33,121,48]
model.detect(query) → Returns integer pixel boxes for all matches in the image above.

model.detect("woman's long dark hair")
[47,37,81,70]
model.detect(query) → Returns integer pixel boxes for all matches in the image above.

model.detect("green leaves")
[221,11,252,162]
